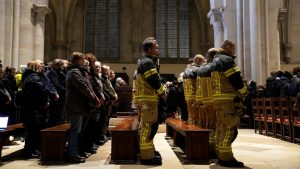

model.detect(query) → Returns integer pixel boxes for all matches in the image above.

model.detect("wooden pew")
[110,116,138,164]
[166,118,210,164]
[40,123,70,164]
[115,86,133,112]
[0,123,24,164]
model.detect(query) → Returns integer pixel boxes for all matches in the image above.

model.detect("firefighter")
[198,48,220,158]
[135,37,167,165]
[211,40,248,167]
[183,55,205,125]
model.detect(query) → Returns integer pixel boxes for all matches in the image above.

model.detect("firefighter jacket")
[135,55,165,103]
[210,53,247,100]
[183,63,200,102]
[198,61,214,103]
[132,70,137,103]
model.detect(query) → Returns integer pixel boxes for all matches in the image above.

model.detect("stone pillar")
[249,0,262,84]
[0,0,5,64]
[236,0,244,74]
[31,4,50,61]
[12,0,21,68]
[132,0,143,59]
[4,0,14,67]
[223,0,237,43]
[19,0,34,65]
[207,8,224,48]
[54,0,67,59]
[266,0,282,73]
[242,0,252,80]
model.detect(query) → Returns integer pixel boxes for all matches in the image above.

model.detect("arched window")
[155,0,191,59]
[84,0,119,58]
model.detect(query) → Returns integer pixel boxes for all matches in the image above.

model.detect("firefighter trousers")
[137,101,158,160]
[213,99,240,161]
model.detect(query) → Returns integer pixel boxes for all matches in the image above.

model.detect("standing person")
[183,55,205,125]
[46,59,67,127]
[211,40,247,167]
[177,72,188,121]
[22,61,49,158]
[135,37,167,165]
[198,48,220,159]
[65,52,100,163]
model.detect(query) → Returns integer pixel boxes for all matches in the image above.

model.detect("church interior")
[1,0,300,168]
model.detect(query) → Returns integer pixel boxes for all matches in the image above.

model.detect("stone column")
[207,8,224,48]
[19,0,34,65]
[4,0,14,67]
[132,0,143,59]
[0,0,5,64]
[223,0,237,43]
[31,4,50,61]
[12,0,21,68]
[54,0,67,59]
[249,0,262,84]
[242,0,252,80]
[236,0,244,74]
[266,0,282,73]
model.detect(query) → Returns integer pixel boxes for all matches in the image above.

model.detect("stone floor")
[1,128,300,169]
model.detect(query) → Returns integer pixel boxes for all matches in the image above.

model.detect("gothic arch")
[194,0,213,53]
[66,0,82,58]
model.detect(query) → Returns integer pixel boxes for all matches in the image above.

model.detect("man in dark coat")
[65,52,100,163]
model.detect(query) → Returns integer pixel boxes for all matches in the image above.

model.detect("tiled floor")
[1,128,300,169]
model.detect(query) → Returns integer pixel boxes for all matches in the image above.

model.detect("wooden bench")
[166,118,210,163]
[110,116,138,164]
[0,123,24,164]
[40,123,70,164]
[115,86,133,112]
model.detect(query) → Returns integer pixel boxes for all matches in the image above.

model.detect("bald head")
[193,54,205,65]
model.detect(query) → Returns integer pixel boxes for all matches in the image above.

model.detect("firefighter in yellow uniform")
[135,37,167,165]
[183,55,205,125]
[198,48,220,158]
[211,40,247,167]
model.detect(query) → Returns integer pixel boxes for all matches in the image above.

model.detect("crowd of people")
[2,36,300,167]
[0,54,124,163]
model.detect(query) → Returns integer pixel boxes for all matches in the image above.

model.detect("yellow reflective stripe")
[140,142,153,148]
[195,96,203,101]
[212,97,234,101]
[136,97,159,102]
[144,68,157,78]
[233,66,240,72]
[207,78,213,97]
[222,128,231,147]
[213,72,221,94]
[140,145,153,150]
[202,98,213,102]
[224,66,240,77]
[156,85,165,95]
[141,123,150,143]
[238,85,247,95]
[224,68,235,77]
[213,94,236,98]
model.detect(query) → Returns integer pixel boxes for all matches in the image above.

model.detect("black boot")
[219,158,244,168]
[154,150,161,157]
[67,155,86,163]
[141,156,162,165]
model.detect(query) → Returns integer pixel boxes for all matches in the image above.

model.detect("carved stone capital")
[278,8,288,23]
[31,4,51,24]
[207,8,224,29]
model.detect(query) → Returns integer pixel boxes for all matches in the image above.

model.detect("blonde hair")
[27,60,42,73]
